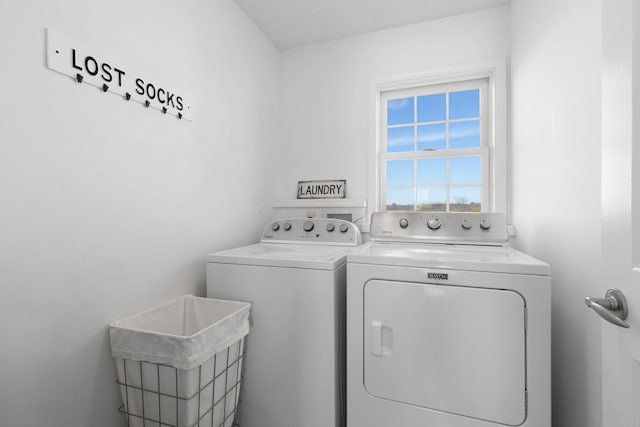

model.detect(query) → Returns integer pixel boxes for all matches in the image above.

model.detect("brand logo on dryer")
[427,272,449,280]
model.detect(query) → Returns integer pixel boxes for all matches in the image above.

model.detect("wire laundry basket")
[110,295,251,427]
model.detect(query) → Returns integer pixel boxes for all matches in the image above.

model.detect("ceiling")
[233,0,511,49]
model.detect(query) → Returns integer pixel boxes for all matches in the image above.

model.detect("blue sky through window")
[386,160,413,186]
[450,156,481,184]
[417,123,446,150]
[417,93,446,122]
[387,97,414,125]
[449,89,480,119]
[387,126,414,152]
[417,158,446,185]
[450,120,480,149]
[384,85,483,211]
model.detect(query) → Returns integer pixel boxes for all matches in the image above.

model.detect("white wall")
[278,7,511,215]
[0,1,279,426]
[510,0,603,426]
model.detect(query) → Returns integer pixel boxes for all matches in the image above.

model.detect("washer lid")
[206,242,353,270]
[348,242,550,276]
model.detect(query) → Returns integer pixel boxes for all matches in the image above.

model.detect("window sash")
[381,148,489,211]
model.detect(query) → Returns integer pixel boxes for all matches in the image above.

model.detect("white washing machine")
[347,212,550,427]
[206,218,361,427]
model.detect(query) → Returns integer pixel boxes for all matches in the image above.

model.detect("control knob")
[427,217,441,230]
[303,221,314,232]
[326,223,335,232]
[271,223,280,231]
[399,218,409,229]
[339,223,349,233]
[461,219,472,230]
[283,222,292,231]
[479,219,492,230]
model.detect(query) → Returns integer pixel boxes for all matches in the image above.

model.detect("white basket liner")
[110,295,250,370]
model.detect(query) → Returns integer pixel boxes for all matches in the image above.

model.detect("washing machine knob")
[271,223,280,231]
[461,219,472,230]
[303,221,314,232]
[480,219,492,230]
[399,218,409,229]
[427,217,441,230]
[339,223,349,233]
[326,223,335,232]
[283,222,292,231]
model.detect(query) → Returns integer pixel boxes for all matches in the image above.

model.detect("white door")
[596,0,640,425]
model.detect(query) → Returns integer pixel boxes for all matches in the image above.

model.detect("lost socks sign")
[46,28,191,121]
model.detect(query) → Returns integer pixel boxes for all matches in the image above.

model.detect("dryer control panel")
[261,218,361,246]
[370,212,508,246]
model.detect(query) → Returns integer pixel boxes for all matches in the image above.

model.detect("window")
[370,60,507,217]
[381,79,488,212]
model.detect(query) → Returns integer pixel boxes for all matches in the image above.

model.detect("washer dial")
[427,217,441,230]
[303,221,314,232]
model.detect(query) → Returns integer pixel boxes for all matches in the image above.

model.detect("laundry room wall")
[510,0,603,426]
[277,6,510,218]
[0,1,279,426]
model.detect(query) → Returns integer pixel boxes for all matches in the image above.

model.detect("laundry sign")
[45,28,192,121]
[297,180,346,199]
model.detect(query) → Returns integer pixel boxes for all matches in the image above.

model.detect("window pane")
[417,123,446,151]
[417,188,446,212]
[417,93,446,122]
[387,126,414,152]
[386,159,414,186]
[417,158,446,185]
[449,89,480,119]
[450,187,482,212]
[449,120,480,149]
[387,97,414,125]
[387,188,414,211]
[450,156,481,185]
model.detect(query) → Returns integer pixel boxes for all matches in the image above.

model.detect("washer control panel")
[261,218,361,246]
[370,212,508,245]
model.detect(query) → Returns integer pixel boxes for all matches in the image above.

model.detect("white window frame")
[367,58,508,225]
[381,79,490,212]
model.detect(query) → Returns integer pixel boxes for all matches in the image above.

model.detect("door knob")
[585,288,630,328]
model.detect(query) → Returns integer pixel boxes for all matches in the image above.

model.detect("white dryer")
[207,218,361,427]
[347,212,550,427]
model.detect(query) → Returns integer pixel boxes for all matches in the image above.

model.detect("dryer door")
[364,280,526,426]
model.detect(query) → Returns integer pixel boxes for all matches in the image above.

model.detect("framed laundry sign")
[297,180,346,199]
